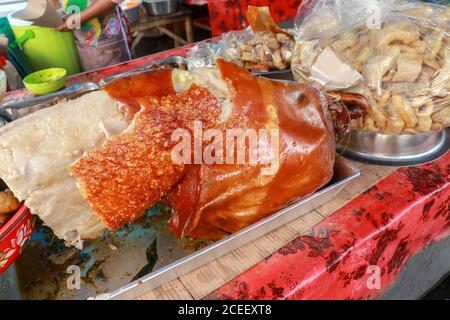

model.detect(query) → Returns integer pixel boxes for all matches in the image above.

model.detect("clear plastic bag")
[76,37,129,72]
[292,0,450,134]
[187,38,233,70]
[187,28,295,73]
[187,6,295,72]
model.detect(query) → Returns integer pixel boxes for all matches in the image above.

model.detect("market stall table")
[1,44,448,300]
[130,9,194,51]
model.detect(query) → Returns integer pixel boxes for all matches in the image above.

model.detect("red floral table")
[206,152,450,300]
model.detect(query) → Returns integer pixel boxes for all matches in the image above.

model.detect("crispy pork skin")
[70,86,222,230]
[0,62,339,245]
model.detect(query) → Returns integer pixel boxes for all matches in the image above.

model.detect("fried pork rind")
[187,6,294,73]
[0,189,20,215]
[292,0,450,134]
[188,29,294,73]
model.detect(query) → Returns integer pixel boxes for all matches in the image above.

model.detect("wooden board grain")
[134,162,397,300]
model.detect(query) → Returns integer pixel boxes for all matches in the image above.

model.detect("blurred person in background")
[51,0,131,71]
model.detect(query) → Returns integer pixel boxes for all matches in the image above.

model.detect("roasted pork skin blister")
[70,86,222,230]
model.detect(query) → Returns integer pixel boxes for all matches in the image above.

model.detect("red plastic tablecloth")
[207,152,450,300]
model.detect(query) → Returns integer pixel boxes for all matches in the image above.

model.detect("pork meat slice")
[0,91,128,247]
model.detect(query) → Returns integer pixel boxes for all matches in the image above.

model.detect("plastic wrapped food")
[292,0,450,134]
[218,29,294,72]
[187,6,295,72]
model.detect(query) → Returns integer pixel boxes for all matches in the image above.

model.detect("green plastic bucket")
[10,24,81,76]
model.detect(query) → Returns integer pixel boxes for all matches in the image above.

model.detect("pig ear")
[326,92,369,142]
[328,92,369,118]
[246,6,293,38]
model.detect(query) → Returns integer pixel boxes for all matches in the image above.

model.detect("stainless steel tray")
[0,56,187,116]
[340,128,449,167]
[0,157,359,300]
[105,157,359,300]
[254,69,294,81]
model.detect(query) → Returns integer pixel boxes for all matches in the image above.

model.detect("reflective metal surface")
[254,69,294,81]
[143,0,178,16]
[0,83,99,111]
[154,55,187,68]
[0,159,358,300]
[98,56,187,86]
[340,129,449,166]
[1,56,188,115]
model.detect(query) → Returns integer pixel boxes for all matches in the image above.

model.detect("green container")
[10,25,81,76]
[23,68,68,95]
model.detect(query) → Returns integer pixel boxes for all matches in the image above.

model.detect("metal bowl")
[339,129,450,166]
[143,0,178,16]
[122,2,141,24]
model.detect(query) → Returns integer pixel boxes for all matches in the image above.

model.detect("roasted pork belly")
[0,91,127,247]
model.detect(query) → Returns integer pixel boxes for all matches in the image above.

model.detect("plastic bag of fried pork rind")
[187,28,295,73]
[187,6,295,73]
[292,0,450,134]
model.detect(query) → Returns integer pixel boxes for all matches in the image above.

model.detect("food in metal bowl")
[292,1,450,134]
[121,1,141,24]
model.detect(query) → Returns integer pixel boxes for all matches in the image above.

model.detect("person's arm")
[49,0,59,8]
[56,0,121,32]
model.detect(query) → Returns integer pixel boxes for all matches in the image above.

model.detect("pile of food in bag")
[291,0,450,134]
[188,6,295,72]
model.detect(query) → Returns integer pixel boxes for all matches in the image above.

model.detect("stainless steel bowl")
[143,0,178,16]
[339,129,450,166]
[122,3,141,24]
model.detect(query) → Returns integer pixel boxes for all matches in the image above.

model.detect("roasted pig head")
[0,58,364,246]
[168,59,337,240]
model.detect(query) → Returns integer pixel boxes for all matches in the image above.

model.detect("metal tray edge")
[340,128,450,167]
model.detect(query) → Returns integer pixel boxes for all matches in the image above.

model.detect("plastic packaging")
[292,0,450,134]
[187,6,295,72]
[187,28,294,73]
[76,37,129,72]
